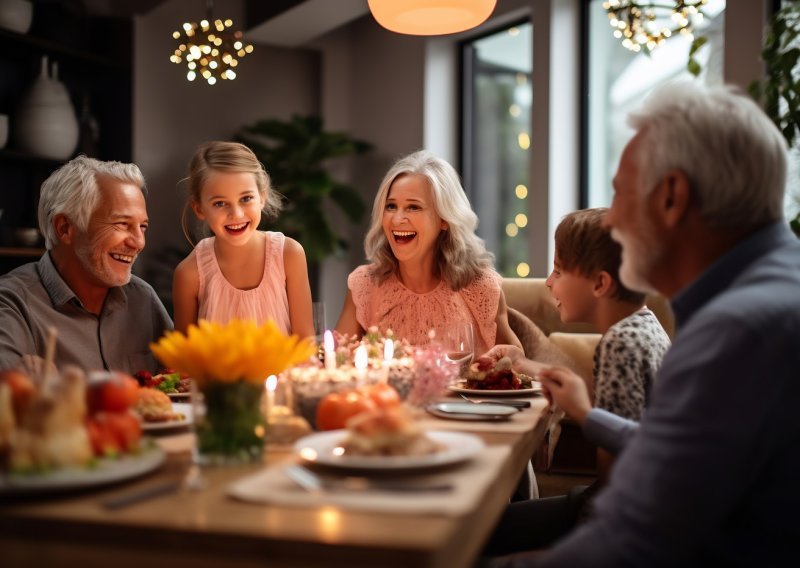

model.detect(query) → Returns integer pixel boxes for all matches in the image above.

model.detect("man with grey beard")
[481,82,800,567]
[0,156,172,374]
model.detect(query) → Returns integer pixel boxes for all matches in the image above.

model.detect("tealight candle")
[323,330,336,371]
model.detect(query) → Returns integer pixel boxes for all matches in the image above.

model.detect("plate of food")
[134,369,192,399]
[0,444,166,494]
[140,403,192,432]
[294,407,484,471]
[450,355,542,396]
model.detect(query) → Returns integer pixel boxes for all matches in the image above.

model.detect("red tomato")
[86,414,121,457]
[359,383,400,409]
[316,390,377,431]
[0,368,35,418]
[104,411,142,453]
[88,373,140,413]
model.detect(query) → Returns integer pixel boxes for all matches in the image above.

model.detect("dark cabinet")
[0,13,132,272]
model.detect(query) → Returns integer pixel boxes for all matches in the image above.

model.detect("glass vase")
[192,380,265,466]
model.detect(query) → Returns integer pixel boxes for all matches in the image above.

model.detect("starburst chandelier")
[169,0,253,85]
[602,0,708,53]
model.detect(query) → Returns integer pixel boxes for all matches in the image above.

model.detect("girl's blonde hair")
[364,150,494,290]
[181,141,282,244]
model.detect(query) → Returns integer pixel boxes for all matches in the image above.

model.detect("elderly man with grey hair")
[483,82,800,567]
[0,156,172,374]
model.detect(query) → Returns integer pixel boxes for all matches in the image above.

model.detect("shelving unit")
[0,12,132,274]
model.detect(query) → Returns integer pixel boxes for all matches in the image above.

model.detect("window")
[461,21,533,277]
[585,0,726,207]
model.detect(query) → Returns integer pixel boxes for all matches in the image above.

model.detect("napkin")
[227,445,510,516]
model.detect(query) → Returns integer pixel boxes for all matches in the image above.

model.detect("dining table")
[0,395,555,568]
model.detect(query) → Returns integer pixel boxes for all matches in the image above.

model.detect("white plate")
[0,445,165,494]
[449,381,542,397]
[166,392,191,400]
[294,429,484,471]
[426,402,517,421]
[140,403,193,431]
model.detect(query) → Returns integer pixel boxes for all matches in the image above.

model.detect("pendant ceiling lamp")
[368,0,497,36]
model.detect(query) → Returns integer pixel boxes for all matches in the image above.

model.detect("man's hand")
[538,366,592,425]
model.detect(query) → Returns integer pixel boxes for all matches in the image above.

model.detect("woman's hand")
[482,344,525,369]
[537,366,592,425]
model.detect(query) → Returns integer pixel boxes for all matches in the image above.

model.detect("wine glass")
[441,323,475,376]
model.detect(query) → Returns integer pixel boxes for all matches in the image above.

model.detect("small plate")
[449,381,542,397]
[166,392,191,400]
[294,430,484,471]
[426,402,517,421]
[140,403,192,431]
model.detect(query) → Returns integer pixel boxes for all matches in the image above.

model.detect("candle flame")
[266,374,277,392]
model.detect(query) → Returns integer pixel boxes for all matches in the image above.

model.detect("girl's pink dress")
[196,231,291,333]
[347,264,502,355]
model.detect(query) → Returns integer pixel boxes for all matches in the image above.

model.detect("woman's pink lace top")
[196,231,291,333]
[347,264,502,354]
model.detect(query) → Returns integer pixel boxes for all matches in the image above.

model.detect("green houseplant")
[747,1,800,235]
[235,115,373,263]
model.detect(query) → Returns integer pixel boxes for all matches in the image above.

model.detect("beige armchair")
[502,277,674,388]
[501,277,674,473]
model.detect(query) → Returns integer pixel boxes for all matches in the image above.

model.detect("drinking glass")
[441,323,475,376]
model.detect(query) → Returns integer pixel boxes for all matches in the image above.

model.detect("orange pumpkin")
[360,383,400,409]
[316,389,377,431]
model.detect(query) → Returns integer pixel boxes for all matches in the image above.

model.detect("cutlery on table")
[458,393,530,409]
[285,465,454,493]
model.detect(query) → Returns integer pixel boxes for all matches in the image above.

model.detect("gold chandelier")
[169,0,253,85]
[602,0,708,53]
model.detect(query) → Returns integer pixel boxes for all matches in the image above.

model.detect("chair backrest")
[502,277,675,338]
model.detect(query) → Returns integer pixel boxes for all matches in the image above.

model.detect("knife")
[102,479,182,510]
[285,465,453,493]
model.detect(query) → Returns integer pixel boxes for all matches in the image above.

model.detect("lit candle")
[381,338,394,383]
[265,374,277,418]
[323,330,336,371]
[354,344,368,382]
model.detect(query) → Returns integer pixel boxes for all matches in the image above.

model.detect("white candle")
[323,329,336,370]
[265,374,277,418]
[354,345,368,382]
[381,339,394,383]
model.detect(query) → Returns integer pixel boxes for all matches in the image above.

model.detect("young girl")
[172,141,314,337]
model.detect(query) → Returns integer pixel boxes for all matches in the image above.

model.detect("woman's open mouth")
[392,230,416,244]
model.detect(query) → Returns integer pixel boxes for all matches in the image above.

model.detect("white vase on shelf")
[14,56,79,161]
[0,0,33,34]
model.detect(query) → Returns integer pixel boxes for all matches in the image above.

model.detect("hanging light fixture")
[169,0,253,85]
[602,0,708,53]
[368,0,497,36]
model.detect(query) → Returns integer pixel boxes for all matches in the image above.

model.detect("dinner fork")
[284,465,453,493]
[458,392,529,409]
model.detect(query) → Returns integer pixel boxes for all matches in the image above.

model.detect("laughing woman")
[335,150,522,355]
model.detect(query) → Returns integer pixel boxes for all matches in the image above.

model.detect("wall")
[133,0,320,305]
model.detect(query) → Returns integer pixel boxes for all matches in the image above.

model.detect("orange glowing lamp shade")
[368,0,497,36]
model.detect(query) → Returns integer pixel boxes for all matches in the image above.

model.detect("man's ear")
[52,214,75,245]
[653,170,691,229]
[592,270,614,298]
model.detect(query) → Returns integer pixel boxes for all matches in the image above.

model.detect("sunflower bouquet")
[150,319,316,464]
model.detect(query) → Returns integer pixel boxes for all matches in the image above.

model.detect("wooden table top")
[0,398,552,568]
